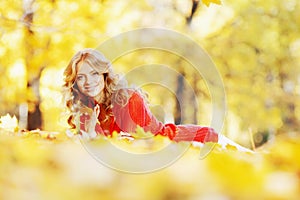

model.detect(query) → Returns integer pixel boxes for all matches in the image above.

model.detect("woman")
[63,48,252,152]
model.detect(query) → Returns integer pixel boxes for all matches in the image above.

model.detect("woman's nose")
[84,76,92,85]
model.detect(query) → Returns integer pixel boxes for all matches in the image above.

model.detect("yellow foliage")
[202,0,222,6]
[0,130,299,199]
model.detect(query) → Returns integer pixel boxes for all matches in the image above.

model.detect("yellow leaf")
[202,0,222,6]
[0,114,18,132]
[131,125,153,139]
[225,143,238,151]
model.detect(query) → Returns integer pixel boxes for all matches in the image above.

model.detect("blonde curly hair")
[62,48,128,129]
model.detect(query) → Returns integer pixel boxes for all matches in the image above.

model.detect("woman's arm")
[120,90,218,143]
[112,90,164,134]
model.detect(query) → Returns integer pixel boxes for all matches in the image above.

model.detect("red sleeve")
[128,92,151,127]
[157,124,218,143]
[128,92,164,134]
[112,90,163,134]
[171,125,218,143]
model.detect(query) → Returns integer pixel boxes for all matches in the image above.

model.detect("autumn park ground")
[0,122,299,200]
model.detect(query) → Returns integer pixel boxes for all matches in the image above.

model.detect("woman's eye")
[76,76,83,81]
[92,72,99,76]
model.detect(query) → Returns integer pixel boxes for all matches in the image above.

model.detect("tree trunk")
[186,0,199,24]
[27,75,42,130]
[174,71,185,125]
[22,0,42,130]
[191,73,198,124]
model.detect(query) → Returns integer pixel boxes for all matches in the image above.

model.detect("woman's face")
[76,62,104,99]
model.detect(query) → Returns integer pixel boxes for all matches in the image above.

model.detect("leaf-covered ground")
[0,128,299,200]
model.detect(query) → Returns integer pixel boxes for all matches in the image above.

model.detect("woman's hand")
[86,104,100,138]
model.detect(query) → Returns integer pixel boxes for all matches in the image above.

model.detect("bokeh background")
[0,0,300,199]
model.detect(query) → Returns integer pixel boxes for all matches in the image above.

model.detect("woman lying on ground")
[63,48,252,152]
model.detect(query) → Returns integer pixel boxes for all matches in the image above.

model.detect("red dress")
[80,89,218,143]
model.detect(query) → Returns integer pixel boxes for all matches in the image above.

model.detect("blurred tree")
[0,1,26,120]
[186,0,200,24]
[174,69,185,124]
[201,0,300,140]
[22,0,44,130]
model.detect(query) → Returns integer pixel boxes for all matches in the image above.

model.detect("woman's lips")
[84,86,96,92]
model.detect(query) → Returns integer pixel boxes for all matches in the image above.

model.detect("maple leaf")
[202,0,222,6]
[0,114,18,132]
